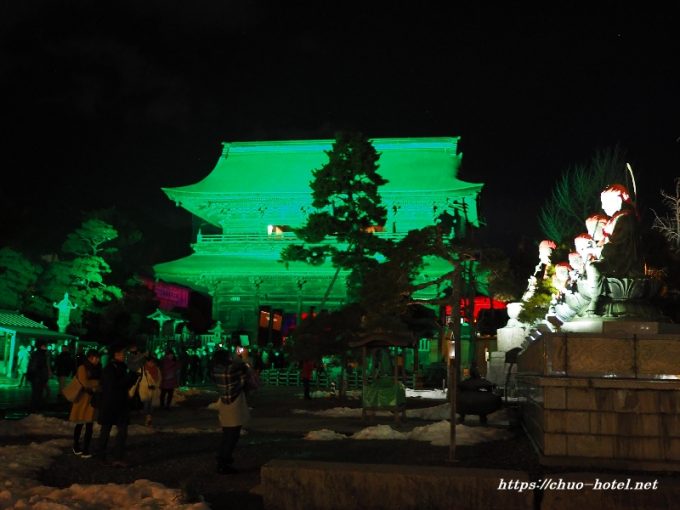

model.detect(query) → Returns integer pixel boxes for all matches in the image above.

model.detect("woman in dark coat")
[96,344,139,467]
[28,340,51,411]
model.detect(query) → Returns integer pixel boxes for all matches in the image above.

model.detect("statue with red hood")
[583,184,645,316]
[548,183,663,324]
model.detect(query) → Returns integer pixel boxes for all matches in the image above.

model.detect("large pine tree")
[281,132,391,302]
[33,218,123,331]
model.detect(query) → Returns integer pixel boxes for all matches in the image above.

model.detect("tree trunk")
[319,266,341,309]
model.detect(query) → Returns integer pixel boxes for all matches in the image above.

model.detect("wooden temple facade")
[153,137,483,341]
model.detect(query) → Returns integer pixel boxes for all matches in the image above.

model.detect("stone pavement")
[5,377,680,510]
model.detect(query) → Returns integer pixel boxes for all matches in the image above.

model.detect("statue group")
[522,183,663,326]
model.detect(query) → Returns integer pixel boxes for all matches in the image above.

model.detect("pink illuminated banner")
[141,277,189,309]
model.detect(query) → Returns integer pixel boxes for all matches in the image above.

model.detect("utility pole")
[449,267,462,462]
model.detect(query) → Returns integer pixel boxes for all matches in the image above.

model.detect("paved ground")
[1,376,537,509]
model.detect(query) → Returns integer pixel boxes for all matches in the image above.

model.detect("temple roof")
[162,137,483,227]
[153,251,487,298]
[153,251,349,292]
[0,310,77,340]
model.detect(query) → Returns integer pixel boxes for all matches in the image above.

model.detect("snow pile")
[304,429,348,441]
[0,437,209,509]
[294,404,508,425]
[352,424,407,440]
[305,420,512,446]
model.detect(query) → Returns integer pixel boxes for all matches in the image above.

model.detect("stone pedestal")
[486,351,507,388]
[517,321,680,471]
[496,326,527,352]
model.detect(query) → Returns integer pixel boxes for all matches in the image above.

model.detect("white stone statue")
[521,240,556,302]
[505,302,524,328]
[53,292,77,333]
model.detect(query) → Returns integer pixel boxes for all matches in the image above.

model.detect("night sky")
[1,2,679,268]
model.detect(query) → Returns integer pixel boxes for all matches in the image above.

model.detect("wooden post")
[449,338,457,462]
[413,344,419,388]
[449,267,462,462]
[362,346,367,421]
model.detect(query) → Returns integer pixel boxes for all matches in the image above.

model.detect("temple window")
[267,225,292,236]
[364,225,385,233]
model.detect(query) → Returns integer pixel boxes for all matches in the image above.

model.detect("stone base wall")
[258,460,532,510]
[256,460,680,510]
[518,375,680,470]
[517,324,680,470]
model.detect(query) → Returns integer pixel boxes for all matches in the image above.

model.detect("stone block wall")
[518,374,680,469]
[258,460,533,510]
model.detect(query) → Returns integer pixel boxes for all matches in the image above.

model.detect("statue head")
[574,233,594,260]
[568,251,584,272]
[601,184,632,217]
[538,240,557,264]
[553,262,571,289]
[585,214,608,242]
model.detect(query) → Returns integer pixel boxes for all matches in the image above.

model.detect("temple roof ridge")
[221,137,461,154]
[161,135,482,228]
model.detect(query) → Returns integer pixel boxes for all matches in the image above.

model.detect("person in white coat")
[137,357,161,427]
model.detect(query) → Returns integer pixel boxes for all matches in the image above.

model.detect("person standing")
[75,345,86,368]
[28,341,51,411]
[16,345,30,387]
[301,359,315,400]
[159,349,180,409]
[212,349,251,474]
[55,343,76,399]
[96,344,139,467]
[125,341,147,373]
[139,357,161,427]
[69,349,101,458]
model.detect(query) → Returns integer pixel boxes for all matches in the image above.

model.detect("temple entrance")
[0,331,11,376]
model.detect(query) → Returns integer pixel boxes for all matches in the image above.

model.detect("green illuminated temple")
[154,137,483,340]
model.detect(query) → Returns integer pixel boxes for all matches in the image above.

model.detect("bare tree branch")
[652,177,680,252]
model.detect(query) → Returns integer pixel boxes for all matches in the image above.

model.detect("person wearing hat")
[96,343,140,467]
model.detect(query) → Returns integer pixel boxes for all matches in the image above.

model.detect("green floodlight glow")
[154,137,484,334]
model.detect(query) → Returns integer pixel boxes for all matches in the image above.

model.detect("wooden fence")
[258,369,365,388]
[258,369,416,390]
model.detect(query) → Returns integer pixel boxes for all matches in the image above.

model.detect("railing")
[197,233,298,243]
[195,232,407,244]
[258,368,416,390]
[258,368,364,389]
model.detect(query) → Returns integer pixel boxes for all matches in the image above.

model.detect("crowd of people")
[17,339,260,472]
